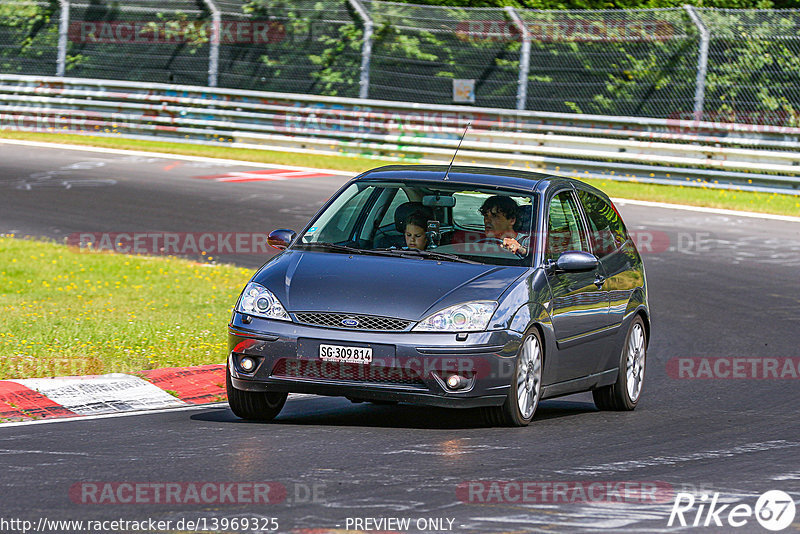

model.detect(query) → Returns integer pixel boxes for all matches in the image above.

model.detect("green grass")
[1,130,798,216]
[581,177,799,215]
[0,130,373,173]
[0,235,251,379]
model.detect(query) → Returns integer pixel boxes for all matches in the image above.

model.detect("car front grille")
[271,359,425,386]
[293,312,412,332]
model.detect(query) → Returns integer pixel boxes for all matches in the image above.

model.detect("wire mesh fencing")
[517,8,699,118]
[0,0,61,76]
[363,2,520,108]
[214,0,362,96]
[0,0,799,124]
[64,0,212,85]
[693,8,800,126]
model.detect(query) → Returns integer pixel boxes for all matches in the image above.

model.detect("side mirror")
[267,229,296,250]
[552,251,598,273]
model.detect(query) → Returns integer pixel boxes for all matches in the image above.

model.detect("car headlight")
[236,282,291,321]
[413,301,497,332]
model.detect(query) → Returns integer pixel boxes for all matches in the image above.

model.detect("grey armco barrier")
[0,74,798,195]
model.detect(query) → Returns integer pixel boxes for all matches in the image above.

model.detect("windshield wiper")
[296,242,401,258]
[375,247,481,265]
[296,242,364,254]
[298,243,480,264]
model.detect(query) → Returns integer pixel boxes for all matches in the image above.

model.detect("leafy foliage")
[0,0,60,74]
[400,0,778,8]
[1,0,798,122]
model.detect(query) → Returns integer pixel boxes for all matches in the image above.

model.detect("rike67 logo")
[669,490,796,531]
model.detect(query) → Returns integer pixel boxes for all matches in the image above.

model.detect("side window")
[378,189,410,228]
[546,191,588,261]
[577,190,628,256]
[307,184,374,243]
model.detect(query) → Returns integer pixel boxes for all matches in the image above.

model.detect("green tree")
[0,0,61,74]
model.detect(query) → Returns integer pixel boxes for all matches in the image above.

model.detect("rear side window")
[577,190,628,256]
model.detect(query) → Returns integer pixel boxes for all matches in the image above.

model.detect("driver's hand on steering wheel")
[502,237,527,256]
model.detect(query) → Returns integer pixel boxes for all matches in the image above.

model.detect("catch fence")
[1,1,799,124]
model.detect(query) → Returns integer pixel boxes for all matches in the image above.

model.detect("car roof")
[354,165,610,200]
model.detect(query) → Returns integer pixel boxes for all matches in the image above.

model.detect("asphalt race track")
[0,142,798,533]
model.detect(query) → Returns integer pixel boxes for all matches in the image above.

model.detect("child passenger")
[404,211,430,250]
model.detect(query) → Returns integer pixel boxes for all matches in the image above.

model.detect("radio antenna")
[443,122,470,181]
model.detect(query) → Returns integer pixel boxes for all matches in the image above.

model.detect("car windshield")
[292,180,536,267]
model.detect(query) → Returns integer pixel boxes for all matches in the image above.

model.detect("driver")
[480,195,529,256]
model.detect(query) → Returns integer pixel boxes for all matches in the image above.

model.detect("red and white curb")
[194,168,340,182]
[1,137,797,222]
[0,364,227,423]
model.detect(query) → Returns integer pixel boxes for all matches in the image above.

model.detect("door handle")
[594,275,606,289]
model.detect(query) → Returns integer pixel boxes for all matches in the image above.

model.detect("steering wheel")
[476,236,527,259]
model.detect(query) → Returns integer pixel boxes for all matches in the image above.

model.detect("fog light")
[446,374,467,390]
[240,357,256,372]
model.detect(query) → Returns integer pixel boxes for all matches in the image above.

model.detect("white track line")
[0,138,357,176]
[611,197,800,223]
[556,440,800,476]
[0,403,221,428]
[2,138,796,223]
[0,394,319,428]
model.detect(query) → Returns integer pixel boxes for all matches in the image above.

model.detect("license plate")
[319,344,373,364]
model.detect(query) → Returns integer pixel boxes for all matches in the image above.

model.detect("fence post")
[684,5,709,121]
[348,0,373,99]
[203,0,221,87]
[505,7,530,111]
[56,0,69,77]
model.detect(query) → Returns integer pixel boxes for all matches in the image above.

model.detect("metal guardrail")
[0,75,798,195]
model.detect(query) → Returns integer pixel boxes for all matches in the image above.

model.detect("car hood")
[252,251,527,320]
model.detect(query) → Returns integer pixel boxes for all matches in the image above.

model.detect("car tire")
[593,315,646,411]
[226,367,287,421]
[483,328,543,427]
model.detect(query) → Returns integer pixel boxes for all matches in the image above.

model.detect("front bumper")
[227,312,522,409]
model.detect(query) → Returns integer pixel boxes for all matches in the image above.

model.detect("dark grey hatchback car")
[227,165,649,426]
